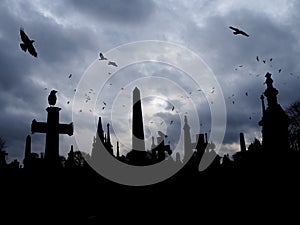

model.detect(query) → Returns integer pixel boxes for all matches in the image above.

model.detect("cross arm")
[58,122,74,136]
[31,119,47,134]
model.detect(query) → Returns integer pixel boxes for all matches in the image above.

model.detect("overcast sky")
[1,0,300,163]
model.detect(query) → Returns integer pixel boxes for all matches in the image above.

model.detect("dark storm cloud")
[180,6,300,149]
[33,22,95,66]
[1,0,300,163]
[187,8,298,75]
[68,0,155,23]
[0,1,94,162]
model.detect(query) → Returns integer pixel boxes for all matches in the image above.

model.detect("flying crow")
[108,61,118,67]
[229,26,249,37]
[19,27,37,57]
[99,52,107,60]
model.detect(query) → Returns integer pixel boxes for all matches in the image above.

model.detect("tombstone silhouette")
[31,91,73,167]
[259,72,289,154]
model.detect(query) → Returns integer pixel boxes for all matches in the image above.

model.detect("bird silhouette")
[48,90,57,106]
[229,26,249,37]
[263,60,266,64]
[171,106,175,111]
[99,52,107,60]
[68,74,72,78]
[256,56,259,62]
[108,61,118,67]
[278,69,282,73]
[20,27,37,57]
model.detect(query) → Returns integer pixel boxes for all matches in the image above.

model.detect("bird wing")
[229,26,239,32]
[239,30,249,37]
[28,44,37,57]
[20,28,31,44]
[99,53,107,60]
[108,61,117,67]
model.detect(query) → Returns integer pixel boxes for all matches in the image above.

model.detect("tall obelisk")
[132,87,145,151]
[126,87,148,165]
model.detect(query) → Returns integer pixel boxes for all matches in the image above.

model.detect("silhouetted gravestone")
[31,94,73,167]
[259,72,289,154]
[240,132,246,153]
[297,129,300,151]
[126,87,150,165]
[0,149,7,167]
[23,135,32,168]
[131,87,145,151]
[151,131,172,163]
[183,115,192,163]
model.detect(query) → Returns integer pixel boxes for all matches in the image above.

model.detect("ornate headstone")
[31,90,73,166]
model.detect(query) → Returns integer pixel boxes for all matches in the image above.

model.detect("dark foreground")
[1,157,299,224]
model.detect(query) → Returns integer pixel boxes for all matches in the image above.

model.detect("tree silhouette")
[248,138,262,152]
[0,137,6,152]
[286,101,300,151]
[66,149,86,168]
[0,137,7,167]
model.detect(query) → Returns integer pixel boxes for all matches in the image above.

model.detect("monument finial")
[264,72,273,88]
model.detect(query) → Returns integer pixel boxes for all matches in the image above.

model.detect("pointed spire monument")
[126,87,149,165]
[259,72,289,153]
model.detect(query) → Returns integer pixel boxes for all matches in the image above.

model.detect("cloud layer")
[1,0,300,163]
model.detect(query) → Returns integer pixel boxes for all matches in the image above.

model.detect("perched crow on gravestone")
[229,26,249,37]
[19,27,37,57]
[48,90,57,106]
